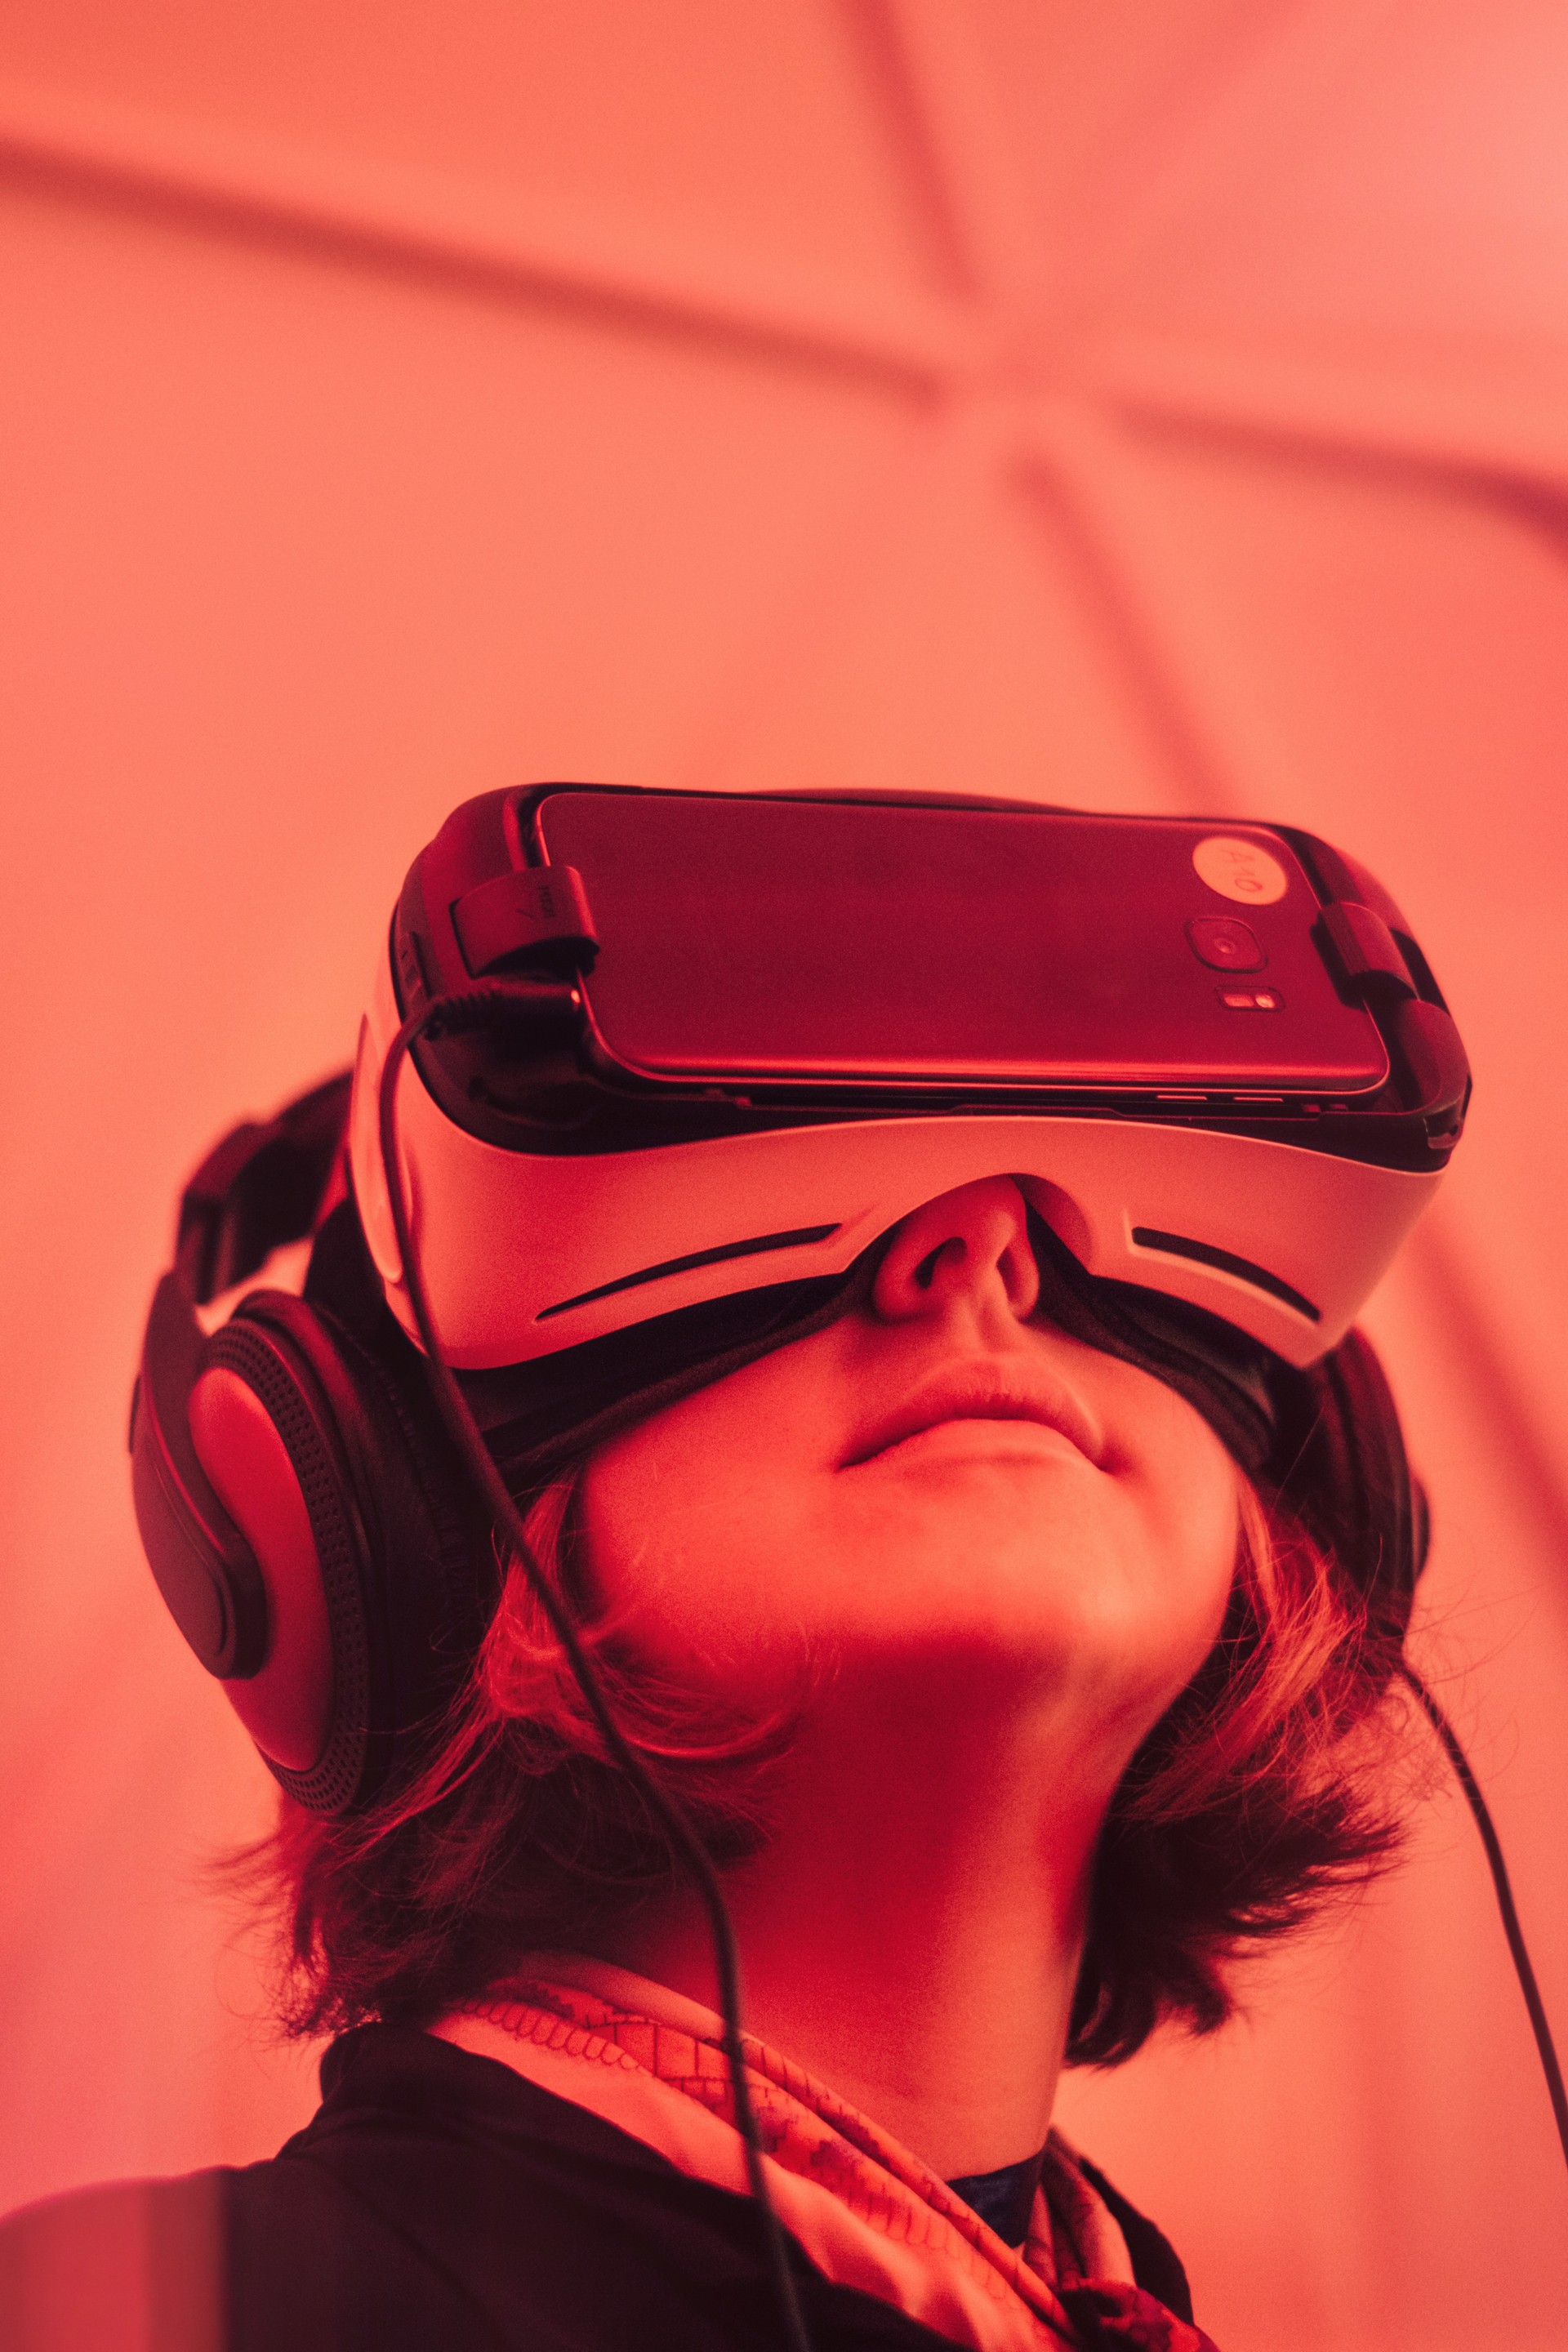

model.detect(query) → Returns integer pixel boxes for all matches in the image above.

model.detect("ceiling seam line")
[0,91,981,400]
[1092,388,1568,513]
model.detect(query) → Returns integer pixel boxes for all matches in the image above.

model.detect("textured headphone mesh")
[204,1321,373,1814]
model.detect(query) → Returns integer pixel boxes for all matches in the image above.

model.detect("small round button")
[1192,835,1289,903]
[1186,917,1266,972]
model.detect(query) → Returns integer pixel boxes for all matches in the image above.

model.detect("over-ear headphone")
[129,1073,493,1814]
[131,1073,1568,2201]
[132,1074,1430,1818]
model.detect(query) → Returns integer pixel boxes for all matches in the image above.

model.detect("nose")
[871,1178,1040,1329]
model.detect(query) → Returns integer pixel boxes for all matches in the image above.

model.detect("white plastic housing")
[350,945,1441,1374]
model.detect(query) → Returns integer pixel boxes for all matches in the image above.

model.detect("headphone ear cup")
[191,1291,488,1815]
[194,1301,379,1813]
[189,1361,338,1775]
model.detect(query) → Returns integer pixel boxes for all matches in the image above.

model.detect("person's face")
[578,1179,1240,1775]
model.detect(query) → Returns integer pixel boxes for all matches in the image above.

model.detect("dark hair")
[256,1459,1410,2066]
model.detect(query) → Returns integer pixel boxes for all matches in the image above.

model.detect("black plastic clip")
[452,865,599,979]
[1319,901,1416,1001]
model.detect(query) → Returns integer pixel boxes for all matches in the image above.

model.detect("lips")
[842,1359,1106,1471]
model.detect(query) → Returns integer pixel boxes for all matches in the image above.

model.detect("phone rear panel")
[531,792,1387,1100]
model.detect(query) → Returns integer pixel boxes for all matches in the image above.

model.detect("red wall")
[2,7,1566,2344]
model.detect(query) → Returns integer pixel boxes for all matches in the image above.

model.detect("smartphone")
[526,789,1387,1103]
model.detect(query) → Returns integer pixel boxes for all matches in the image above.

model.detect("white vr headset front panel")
[351,950,1441,1374]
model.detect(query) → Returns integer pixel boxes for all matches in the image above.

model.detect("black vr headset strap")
[129,1073,352,1680]
[175,1071,352,1303]
[1321,1327,1427,1612]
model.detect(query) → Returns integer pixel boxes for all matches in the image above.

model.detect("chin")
[820,1512,1218,1702]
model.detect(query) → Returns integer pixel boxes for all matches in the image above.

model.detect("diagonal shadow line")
[1007,400,1568,1602]
[1054,0,1394,331]
[834,0,981,300]
[0,92,973,401]
[1087,332,1568,475]
[1403,1221,1568,1611]
[1045,0,1317,307]
[1094,385,1568,569]
[835,0,1035,307]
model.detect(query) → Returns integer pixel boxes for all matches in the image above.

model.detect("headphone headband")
[130,1075,351,1681]
[174,1071,351,1306]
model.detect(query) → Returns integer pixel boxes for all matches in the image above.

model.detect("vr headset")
[354,784,1468,1373]
[132,784,1468,1811]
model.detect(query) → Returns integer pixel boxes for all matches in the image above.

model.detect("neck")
[593,1662,1111,2180]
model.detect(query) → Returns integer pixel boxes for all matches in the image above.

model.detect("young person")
[2,797,1435,2351]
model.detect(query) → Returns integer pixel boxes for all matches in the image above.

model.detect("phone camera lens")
[1186,918,1266,972]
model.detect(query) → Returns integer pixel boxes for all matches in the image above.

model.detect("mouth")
[842,1360,1105,1471]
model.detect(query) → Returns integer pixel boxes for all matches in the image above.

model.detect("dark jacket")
[0,2026,1196,2351]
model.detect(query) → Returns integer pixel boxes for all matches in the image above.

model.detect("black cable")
[1400,1661,1568,2179]
[379,990,813,2352]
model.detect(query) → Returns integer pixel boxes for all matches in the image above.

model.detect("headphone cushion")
[188,1361,340,1774]
[194,1293,486,1814]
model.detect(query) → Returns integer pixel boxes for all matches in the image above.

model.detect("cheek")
[576,1388,826,1688]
